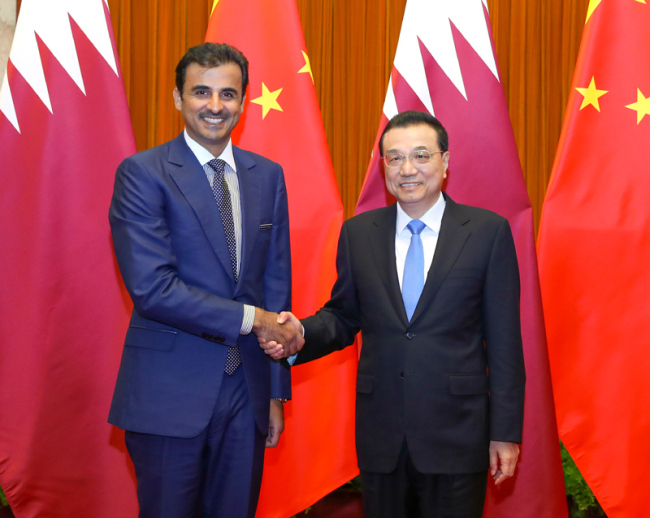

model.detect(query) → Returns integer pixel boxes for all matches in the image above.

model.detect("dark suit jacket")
[296,194,525,474]
[108,134,291,438]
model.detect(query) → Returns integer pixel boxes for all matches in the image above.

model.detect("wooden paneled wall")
[104,0,589,228]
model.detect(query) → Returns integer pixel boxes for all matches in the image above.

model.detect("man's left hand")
[489,440,520,485]
[266,399,285,448]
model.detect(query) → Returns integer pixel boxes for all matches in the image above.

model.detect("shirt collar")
[396,193,446,236]
[183,129,237,173]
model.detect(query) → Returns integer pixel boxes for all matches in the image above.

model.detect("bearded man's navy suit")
[108,133,291,512]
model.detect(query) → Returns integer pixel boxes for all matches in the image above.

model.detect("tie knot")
[208,158,226,174]
[407,220,426,236]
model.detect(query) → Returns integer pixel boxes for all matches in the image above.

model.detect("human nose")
[206,94,223,113]
[399,156,418,176]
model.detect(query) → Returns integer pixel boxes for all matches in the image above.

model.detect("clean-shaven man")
[263,111,525,518]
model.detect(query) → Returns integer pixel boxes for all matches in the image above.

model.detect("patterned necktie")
[208,158,241,375]
[208,158,238,283]
[402,220,426,321]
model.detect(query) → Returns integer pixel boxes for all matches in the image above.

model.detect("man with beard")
[108,43,303,517]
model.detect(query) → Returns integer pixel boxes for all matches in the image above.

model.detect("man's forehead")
[383,124,440,151]
[184,63,242,88]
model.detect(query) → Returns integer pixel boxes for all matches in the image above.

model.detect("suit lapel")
[369,205,409,325]
[233,147,261,296]
[167,134,235,283]
[410,194,471,323]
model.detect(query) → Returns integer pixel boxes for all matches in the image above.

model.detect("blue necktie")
[402,220,426,321]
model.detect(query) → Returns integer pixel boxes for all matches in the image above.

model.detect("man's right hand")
[253,308,304,357]
[258,311,303,359]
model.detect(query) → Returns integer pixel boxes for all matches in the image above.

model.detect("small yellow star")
[625,89,650,124]
[586,0,603,22]
[636,0,646,4]
[576,77,608,111]
[298,51,314,83]
[211,0,219,15]
[251,83,283,119]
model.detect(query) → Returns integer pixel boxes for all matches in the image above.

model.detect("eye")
[387,154,403,164]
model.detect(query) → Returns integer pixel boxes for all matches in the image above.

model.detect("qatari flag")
[357,1,567,516]
[0,1,138,516]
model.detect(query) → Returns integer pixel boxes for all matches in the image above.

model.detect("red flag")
[538,2,650,516]
[357,1,567,516]
[0,1,138,516]
[206,1,357,517]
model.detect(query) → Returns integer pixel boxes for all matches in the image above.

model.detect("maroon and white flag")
[0,1,138,515]
[357,1,567,516]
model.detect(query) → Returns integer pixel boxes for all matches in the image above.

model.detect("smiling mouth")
[400,182,421,188]
[202,115,226,124]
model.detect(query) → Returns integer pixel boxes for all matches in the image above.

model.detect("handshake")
[253,309,304,360]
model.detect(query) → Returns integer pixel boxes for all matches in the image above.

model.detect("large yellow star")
[298,51,314,83]
[625,89,650,124]
[588,0,646,21]
[251,83,283,119]
[586,0,603,22]
[576,77,608,111]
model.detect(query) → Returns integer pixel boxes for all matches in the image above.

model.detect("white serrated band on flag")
[382,76,400,120]
[0,73,19,132]
[392,0,499,110]
[0,0,118,132]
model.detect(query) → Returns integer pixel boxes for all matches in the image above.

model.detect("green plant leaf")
[561,443,606,517]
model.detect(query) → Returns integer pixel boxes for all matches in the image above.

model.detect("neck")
[399,193,442,220]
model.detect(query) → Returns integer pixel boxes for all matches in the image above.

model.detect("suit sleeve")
[295,221,361,365]
[263,165,292,399]
[483,218,526,443]
[109,157,244,346]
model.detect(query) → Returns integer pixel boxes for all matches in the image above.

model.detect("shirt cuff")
[240,304,255,335]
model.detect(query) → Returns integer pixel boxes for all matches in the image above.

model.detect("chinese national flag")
[357,1,567,517]
[0,0,138,517]
[537,1,650,516]
[206,1,358,517]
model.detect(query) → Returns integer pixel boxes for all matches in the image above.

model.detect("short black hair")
[175,42,249,99]
[379,111,449,156]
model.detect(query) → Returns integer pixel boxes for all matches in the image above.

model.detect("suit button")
[405,332,414,339]
[400,372,405,379]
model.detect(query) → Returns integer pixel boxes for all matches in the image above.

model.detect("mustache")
[200,110,228,119]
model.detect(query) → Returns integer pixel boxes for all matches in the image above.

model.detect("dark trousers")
[125,367,266,518]
[361,440,488,518]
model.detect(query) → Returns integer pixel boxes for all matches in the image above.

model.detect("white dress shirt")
[395,194,446,290]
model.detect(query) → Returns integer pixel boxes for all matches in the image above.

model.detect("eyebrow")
[189,85,240,95]
[386,145,435,153]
